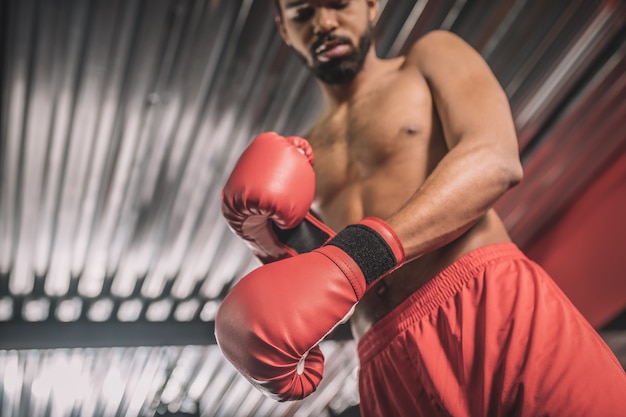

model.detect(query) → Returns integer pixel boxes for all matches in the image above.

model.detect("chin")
[313,60,362,84]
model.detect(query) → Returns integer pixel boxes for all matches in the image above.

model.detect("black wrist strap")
[272,217,332,254]
[326,224,397,285]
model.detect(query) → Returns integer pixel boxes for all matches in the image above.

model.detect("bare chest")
[311,76,433,166]
[307,72,445,226]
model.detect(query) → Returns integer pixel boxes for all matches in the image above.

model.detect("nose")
[313,8,338,35]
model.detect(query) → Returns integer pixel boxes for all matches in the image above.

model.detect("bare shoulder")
[404,30,488,76]
[406,30,473,58]
[410,29,467,48]
[400,30,515,150]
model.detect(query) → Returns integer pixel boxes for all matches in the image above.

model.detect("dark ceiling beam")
[0,320,353,350]
[0,320,217,350]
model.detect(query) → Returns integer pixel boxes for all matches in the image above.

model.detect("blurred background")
[0,0,625,416]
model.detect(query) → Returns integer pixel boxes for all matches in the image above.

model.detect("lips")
[313,39,351,62]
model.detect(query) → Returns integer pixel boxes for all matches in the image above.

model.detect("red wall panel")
[526,149,626,328]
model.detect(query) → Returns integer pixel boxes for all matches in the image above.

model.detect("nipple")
[401,125,420,136]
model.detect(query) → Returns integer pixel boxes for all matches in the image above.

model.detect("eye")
[290,6,314,22]
[330,0,349,10]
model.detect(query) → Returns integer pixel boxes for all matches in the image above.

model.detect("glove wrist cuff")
[326,217,405,285]
[271,213,335,256]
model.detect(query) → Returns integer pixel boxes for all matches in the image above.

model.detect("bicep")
[408,31,518,152]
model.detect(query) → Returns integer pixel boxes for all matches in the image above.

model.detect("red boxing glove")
[215,217,405,401]
[221,132,335,263]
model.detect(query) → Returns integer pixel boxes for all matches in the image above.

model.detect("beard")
[292,24,374,85]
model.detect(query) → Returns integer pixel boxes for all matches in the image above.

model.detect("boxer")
[216,1,626,415]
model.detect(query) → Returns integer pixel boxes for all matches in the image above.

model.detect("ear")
[366,0,378,23]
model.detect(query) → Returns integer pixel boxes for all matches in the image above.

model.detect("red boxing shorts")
[357,243,626,417]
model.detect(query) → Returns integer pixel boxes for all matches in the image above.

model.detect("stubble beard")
[292,24,374,85]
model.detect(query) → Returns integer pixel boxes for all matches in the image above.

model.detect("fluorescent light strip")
[22,298,50,322]
[199,301,220,322]
[145,299,173,322]
[87,298,114,322]
[174,299,200,322]
[117,299,144,322]
[56,298,83,322]
[0,297,13,321]
[112,247,144,298]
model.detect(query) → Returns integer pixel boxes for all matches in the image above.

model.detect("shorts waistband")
[357,242,526,362]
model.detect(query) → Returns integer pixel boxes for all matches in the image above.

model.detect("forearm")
[385,139,522,260]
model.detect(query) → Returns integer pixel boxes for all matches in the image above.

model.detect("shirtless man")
[215,1,626,416]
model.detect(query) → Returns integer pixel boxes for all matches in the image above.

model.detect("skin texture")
[276,0,523,339]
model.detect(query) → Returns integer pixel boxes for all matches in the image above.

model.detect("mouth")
[313,39,352,62]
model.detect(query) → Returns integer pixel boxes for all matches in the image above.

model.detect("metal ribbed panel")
[0,341,359,417]
[0,0,625,416]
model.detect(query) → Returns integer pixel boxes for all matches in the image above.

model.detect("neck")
[317,48,382,106]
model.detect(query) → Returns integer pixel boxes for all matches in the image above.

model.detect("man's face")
[276,0,378,84]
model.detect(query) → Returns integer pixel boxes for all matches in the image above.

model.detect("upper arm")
[406,31,519,155]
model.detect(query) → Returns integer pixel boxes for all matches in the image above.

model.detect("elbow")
[483,138,523,190]
[499,156,523,190]
[510,155,524,186]
[477,143,523,192]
